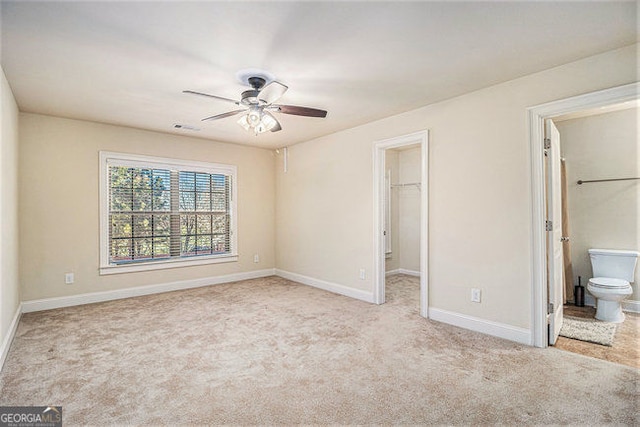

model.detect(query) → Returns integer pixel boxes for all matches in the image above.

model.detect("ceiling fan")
[183,76,327,135]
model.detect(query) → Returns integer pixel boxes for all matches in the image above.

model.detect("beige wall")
[1,67,20,345]
[556,107,639,301]
[275,44,637,329]
[19,114,276,301]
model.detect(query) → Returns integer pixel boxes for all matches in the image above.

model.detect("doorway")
[528,82,638,348]
[373,130,428,317]
[551,104,639,368]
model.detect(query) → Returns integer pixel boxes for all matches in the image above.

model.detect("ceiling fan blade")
[201,109,246,121]
[273,105,327,118]
[183,90,239,105]
[258,81,288,105]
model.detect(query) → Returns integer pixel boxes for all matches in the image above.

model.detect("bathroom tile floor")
[555,305,639,369]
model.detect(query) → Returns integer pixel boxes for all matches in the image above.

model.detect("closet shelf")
[391,182,421,189]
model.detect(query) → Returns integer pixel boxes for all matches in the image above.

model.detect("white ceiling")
[1,1,637,149]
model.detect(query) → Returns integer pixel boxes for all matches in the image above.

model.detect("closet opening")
[373,131,428,317]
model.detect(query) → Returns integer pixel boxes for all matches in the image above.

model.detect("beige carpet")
[0,275,638,425]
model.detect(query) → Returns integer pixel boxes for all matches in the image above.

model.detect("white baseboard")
[399,268,420,277]
[386,268,420,277]
[275,269,375,303]
[622,299,639,313]
[21,268,276,313]
[429,307,531,345]
[0,303,22,372]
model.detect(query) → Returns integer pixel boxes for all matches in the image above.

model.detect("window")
[100,152,237,274]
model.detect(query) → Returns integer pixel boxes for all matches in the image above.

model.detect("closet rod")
[577,177,640,185]
[391,182,421,188]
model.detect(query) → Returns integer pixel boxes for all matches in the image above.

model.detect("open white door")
[545,119,564,345]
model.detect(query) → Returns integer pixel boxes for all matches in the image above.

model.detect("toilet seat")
[588,277,630,289]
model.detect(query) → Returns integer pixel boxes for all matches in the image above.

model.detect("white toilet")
[587,249,639,323]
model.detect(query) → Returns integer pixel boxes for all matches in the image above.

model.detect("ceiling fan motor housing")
[240,90,259,106]
[240,77,268,105]
[247,76,266,90]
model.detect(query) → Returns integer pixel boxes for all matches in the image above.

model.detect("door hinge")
[544,138,551,150]
[545,220,553,231]
[548,302,554,314]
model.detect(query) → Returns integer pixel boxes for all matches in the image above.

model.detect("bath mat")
[559,316,617,346]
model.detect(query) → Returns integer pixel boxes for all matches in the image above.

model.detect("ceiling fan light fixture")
[254,122,267,134]
[247,108,261,127]
[254,115,273,134]
[237,114,251,131]
[238,108,279,135]
[260,112,277,131]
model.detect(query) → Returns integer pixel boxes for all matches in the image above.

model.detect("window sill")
[99,254,239,275]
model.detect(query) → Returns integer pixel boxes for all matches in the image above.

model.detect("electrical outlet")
[359,269,366,280]
[65,273,74,285]
[471,288,481,303]
[253,254,259,263]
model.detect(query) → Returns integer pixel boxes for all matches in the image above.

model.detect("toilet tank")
[589,249,640,282]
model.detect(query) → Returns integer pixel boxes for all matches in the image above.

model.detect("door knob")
[560,236,570,242]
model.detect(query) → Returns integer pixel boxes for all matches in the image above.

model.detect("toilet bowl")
[587,249,639,323]
[586,278,633,323]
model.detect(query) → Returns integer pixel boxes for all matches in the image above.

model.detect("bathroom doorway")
[373,131,428,317]
[528,82,639,350]
[550,102,639,367]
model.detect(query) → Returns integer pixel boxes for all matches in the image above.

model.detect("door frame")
[528,82,638,348]
[373,130,429,317]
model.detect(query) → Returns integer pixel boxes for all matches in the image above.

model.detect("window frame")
[99,151,238,275]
